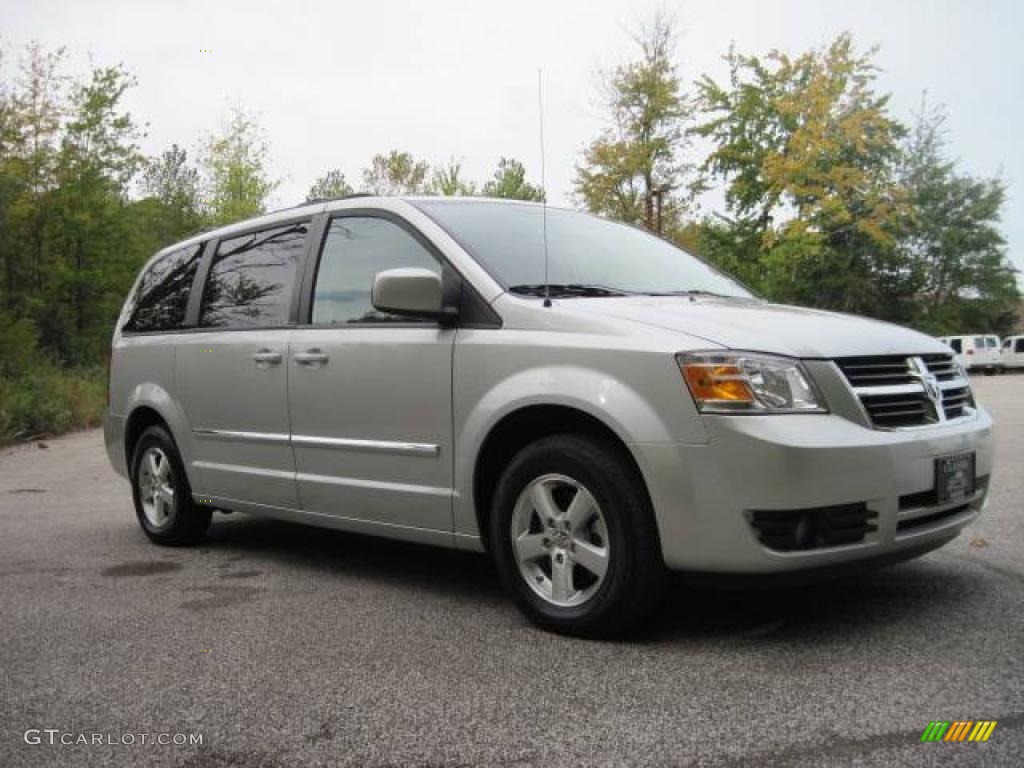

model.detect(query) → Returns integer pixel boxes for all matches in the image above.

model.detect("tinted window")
[973,337,985,347]
[986,336,999,348]
[415,200,753,298]
[949,338,962,353]
[123,243,203,332]
[311,217,441,325]
[200,222,308,328]
[1016,339,1024,354]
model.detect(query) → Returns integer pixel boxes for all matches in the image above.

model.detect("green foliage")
[574,12,690,229]
[140,144,204,241]
[687,37,1019,332]
[481,157,544,201]
[0,42,167,443]
[45,64,144,364]
[693,33,908,314]
[896,103,1020,334]
[0,310,105,444]
[306,168,353,201]
[1,43,67,320]
[0,44,150,367]
[201,108,278,225]
[687,216,770,292]
[0,310,40,379]
[428,159,476,196]
[362,150,429,195]
[0,364,106,445]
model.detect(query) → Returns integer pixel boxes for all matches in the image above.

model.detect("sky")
[3,0,1023,275]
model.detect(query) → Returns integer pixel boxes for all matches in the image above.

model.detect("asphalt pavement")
[1,375,1022,767]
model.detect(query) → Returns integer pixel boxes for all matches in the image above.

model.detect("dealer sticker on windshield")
[935,452,975,504]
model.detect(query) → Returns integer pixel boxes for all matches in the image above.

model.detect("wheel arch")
[472,403,652,551]
[122,383,193,475]
[124,405,169,469]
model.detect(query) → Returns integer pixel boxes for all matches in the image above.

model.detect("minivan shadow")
[644,558,976,644]
[195,514,974,644]
[198,513,506,606]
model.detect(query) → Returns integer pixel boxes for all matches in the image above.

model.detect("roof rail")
[263,193,377,217]
[305,192,376,205]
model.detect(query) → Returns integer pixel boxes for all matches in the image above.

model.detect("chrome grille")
[858,391,931,428]
[834,356,916,387]
[922,353,959,381]
[835,354,973,429]
[942,385,972,420]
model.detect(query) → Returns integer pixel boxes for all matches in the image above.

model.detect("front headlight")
[677,352,827,414]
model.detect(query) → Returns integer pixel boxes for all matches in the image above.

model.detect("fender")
[452,363,708,540]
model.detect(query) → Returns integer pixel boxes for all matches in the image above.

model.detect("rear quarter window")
[122,243,204,333]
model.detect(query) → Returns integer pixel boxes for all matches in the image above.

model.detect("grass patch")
[0,365,106,446]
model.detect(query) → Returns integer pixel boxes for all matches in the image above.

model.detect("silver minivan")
[105,196,994,636]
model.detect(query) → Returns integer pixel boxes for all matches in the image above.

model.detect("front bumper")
[633,407,994,573]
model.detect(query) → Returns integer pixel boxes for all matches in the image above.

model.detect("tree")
[140,144,204,241]
[306,168,353,201]
[362,150,428,195]
[1,43,67,313]
[427,158,476,196]
[574,12,690,229]
[897,102,1019,334]
[693,34,907,313]
[201,108,278,226]
[47,64,143,361]
[481,157,544,201]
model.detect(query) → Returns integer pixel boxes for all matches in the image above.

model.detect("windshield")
[414,200,754,298]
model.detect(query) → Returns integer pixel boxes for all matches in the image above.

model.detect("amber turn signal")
[680,363,755,405]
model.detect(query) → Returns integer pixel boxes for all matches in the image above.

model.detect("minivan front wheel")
[130,425,211,545]
[511,473,611,608]
[491,434,667,637]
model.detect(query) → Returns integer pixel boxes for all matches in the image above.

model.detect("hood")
[566,296,949,359]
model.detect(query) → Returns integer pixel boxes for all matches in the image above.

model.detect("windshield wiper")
[508,283,634,298]
[642,289,730,298]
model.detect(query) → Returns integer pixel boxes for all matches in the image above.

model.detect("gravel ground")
[1,375,1022,767]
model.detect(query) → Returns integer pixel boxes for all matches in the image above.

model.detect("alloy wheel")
[510,473,610,607]
[138,446,175,528]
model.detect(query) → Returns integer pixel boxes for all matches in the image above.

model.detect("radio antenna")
[538,68,551,308]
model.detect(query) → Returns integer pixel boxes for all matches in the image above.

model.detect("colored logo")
[920,721,997,742]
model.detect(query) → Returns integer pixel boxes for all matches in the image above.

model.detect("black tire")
[130,425,211,546]
[490,434,668,638]
[983,367,995,376]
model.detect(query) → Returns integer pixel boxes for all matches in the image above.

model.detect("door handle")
[251,349,282,366]
[294,349,329,366]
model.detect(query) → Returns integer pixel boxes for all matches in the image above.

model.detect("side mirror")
[371,268,456,323]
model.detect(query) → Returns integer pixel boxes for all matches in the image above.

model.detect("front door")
[288,214,454,533]
[175,220,310,509]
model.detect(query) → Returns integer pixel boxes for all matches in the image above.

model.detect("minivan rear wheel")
[130,425,211,546]
[490,434,667,637]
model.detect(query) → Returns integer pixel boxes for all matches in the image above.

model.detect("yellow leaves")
[697,32,904,250]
